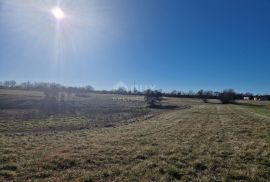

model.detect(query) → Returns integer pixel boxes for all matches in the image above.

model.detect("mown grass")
[0,96,270,181]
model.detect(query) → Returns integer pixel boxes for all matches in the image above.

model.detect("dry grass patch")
[0,96,270,181]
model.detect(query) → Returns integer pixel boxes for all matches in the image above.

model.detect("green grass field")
[0,89,270,181]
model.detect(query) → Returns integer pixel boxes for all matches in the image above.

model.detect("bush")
[202,98,208,103]
[144,90,162,108]
[218,89,237,104]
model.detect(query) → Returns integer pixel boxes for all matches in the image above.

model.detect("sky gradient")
[0,0,270,94]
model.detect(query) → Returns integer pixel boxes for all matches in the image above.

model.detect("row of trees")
[143,89,263,107]
[143,89,238,107]
[0,80,17,88]
[1,80,270,105]
[0,80,94,95]
[107,87,269,102]
[164,89,270,101]
[164,89,256,100]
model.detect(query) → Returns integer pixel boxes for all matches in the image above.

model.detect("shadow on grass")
[149,105,190,110]
[205,99,265,108]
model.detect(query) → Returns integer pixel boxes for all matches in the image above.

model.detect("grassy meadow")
[0,89,270,181]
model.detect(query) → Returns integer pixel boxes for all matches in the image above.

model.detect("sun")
[51,7,65,20]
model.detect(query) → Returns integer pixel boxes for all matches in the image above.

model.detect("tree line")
[1,80,270,105]
[0,80,94,94]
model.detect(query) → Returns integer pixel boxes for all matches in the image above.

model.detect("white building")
[243,97,250,100]
[254,97,260,101]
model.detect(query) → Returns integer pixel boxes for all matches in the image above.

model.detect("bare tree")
[4,81,10,87]
[10,80,16,88]
[85,85,94,91]
[21,81,32,89]
[114,87,127,94]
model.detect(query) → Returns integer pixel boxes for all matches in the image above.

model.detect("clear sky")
[0,0,270,94]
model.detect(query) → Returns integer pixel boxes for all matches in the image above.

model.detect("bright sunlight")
[51,7,65,20]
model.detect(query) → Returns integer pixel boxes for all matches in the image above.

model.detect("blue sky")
[0,0,270,94]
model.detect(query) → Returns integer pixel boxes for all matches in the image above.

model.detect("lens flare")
[51,7,65,20]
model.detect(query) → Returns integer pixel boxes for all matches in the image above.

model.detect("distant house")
[243,97,250,100]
